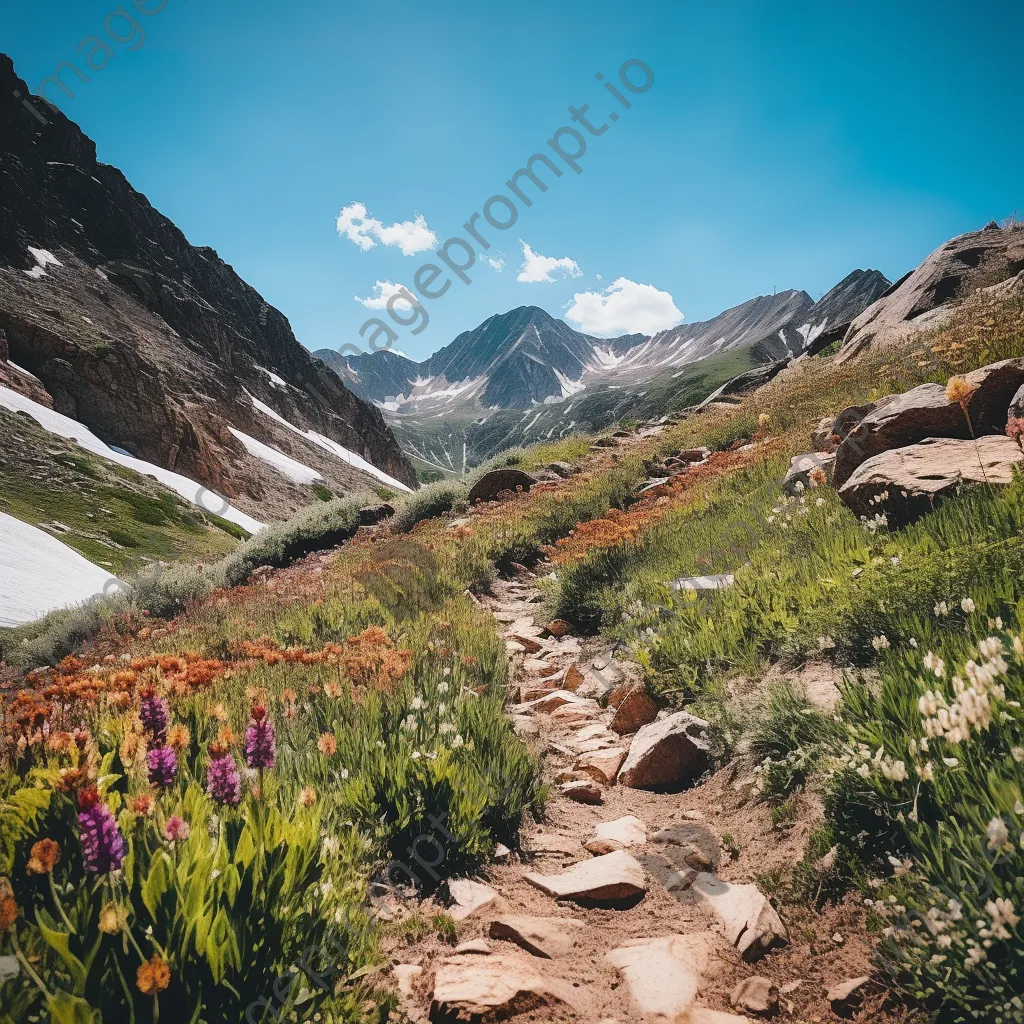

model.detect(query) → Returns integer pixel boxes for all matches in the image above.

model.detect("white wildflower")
[987,817,1010,851]
[961,598,976,613]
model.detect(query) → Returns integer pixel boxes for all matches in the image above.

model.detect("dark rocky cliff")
[0,54,415,513]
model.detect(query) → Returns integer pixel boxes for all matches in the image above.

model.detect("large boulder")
[838,435,1024,524]
[468,468,537,503]
[835,225,1024,360]
[833,358,1024,487]
[619,712,712,790]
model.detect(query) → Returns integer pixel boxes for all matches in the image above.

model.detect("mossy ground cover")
[0,408,242,577]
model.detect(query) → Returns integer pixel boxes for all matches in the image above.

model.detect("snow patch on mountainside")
[0,512,127,628]
[0,386,264,534]
[249,396,412,492]
[228,427,323,485]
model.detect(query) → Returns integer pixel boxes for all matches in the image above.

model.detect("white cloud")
[336,202,437,256]
[516,241,582,284]
[354,280,414,311]
[484,252,506,273]
[564,277,684,337]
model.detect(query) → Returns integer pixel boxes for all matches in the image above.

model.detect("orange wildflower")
[26,839,60,875]
[136,956,171,995]
[317,733,337,756]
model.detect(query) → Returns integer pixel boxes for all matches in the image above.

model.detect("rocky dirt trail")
[388,563,896,1024]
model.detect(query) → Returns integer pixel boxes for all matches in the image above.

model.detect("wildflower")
[946,375,978,408]
[808,466,827,488]
[167,724,191,750]
[244,703,276,770]
[211,702,228,721]
[131,792,156,818]
[164,817,190,844]
[146,745,178,789]
[26,839,60,875]
[206,744,242,807]
[298,786,317,807]
[1013,747,1024,763]
[815,496,826,507]
[410,695,425,711]
[961,597,976,613]
[909,638,918,649]
[979,636,1004,659]
[871,635,891,652]
[987,816,1010,851]
[322,836,340,857]
[934,601,949,617]
[317,732,337,756]
[138,688,170,742]
[451,735,465,748]
[0,878,19,933]
[793,480,805,494]
[758,412,771,428]
[818,636,836,650]
[922,652,946,678]
[324,680,343,698]
[77,788,126,875]
[98,901,126,935]
[136,956,171,995]
[985,898,1020,940]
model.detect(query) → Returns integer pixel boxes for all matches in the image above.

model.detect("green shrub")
[391,481,467,534]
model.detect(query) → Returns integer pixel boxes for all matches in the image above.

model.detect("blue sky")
[2,0,1021,361]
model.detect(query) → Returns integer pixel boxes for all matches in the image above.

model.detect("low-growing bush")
[391,481,467,534]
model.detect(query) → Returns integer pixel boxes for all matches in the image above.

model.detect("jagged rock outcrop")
[833,358,1024,487]
[0,54,415,519]
[835,225,1024,361]
[838,435,1024,524]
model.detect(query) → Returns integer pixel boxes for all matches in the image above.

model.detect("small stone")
[827,976,870,1016]
[731,976,780,1016]
[454,939,492,955]
[619,711,712,790]
[562,663,584,690]
[585,815,647,854]
[832,932,844,945]
[447,879,510,921]
[560,779,604,804]
[574,747,627,785]
[489,915,585,958]
[394,963,423,999]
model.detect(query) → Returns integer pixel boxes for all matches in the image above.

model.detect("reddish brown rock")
[610,686,659,735]
[619,712,712,790]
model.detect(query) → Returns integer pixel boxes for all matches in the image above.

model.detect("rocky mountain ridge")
[0,53,415,522]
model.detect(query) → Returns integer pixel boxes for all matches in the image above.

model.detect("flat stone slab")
[691,873,788,960]
[430,952,576,1021]
[606,933,718,1019]
[574,747,627,785]
[525,849,647,903]
[447,879,511,921]
[585,815,647,854]
[489,915,585,958]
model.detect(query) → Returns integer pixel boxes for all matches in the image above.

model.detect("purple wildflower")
[206,744,242,807]
[77,788,126,875]
[244,703,276,770]
[139,688,169,743]
[146,745,178,789]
